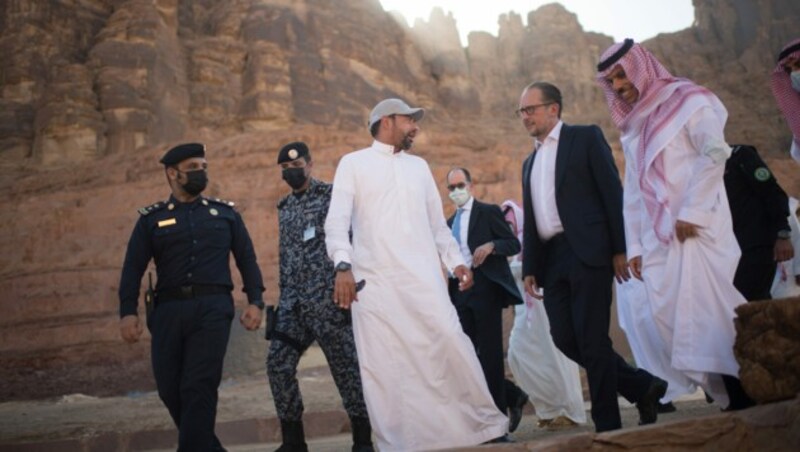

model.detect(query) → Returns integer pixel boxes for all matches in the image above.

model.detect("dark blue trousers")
[150,294,233,452]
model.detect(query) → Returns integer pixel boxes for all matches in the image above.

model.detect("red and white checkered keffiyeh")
[596,41,728,244]
[771,38,800,148]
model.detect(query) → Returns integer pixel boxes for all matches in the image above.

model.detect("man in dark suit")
[445,167,528,434]
[724,144,793,301]
[518,81,666,432]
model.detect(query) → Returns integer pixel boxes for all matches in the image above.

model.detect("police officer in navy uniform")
[267,142,373,452]
[724,144,794,301]
[118,143,265,452]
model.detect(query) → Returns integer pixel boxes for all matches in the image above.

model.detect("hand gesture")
[453,265,473,291]
[120,315,143,343]
[472,242,495,267]
[240,304,263,331]
[334,269,358,309]
[523,275,543,300]
[628,256,643,281]
[675,220,700,243]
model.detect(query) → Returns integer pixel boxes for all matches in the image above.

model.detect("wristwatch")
[335,261,352,272]
[777,229,792,240]
[249,299,265,310]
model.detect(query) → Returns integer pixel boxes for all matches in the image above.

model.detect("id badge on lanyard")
[303,222,315,242]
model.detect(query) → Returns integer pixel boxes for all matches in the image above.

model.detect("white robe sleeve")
[423,164,465,272]
[790,204,800,277]
[324,155,355,266]
[623,152,644,259]
[676,106,732,228]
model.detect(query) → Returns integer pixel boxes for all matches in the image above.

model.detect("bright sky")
[379,1,695,46]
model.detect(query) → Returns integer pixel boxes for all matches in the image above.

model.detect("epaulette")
[138,201,167,216]
[207,197,236,208]
[314,181,333,195]
[277,195,290,210]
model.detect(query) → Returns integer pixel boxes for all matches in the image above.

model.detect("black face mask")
[180,169,208,196]
[282,167,307,190]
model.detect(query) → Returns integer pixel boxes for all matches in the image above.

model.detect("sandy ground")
[0,344,723,450]
[0,346,332,444]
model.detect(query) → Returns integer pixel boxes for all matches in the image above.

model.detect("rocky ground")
[0,344,754,452]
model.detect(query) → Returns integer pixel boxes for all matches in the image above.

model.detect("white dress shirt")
[530,120,565,240]
[455,196,474,267]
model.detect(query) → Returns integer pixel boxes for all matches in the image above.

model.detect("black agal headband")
[778,42,800,63]
[597,38,634,72]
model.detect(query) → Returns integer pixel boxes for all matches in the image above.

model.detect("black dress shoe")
[657,401,676,413]
[637,377,668,425]
[507,392,529,433]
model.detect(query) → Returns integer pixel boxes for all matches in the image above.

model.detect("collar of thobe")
[371,140,402,156]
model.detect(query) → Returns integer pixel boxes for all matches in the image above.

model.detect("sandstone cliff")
[0,0,798,399]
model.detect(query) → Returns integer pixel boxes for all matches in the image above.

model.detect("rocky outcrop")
[3,0,799,165]
[734,298,800,404]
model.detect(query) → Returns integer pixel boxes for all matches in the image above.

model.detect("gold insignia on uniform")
[210,208,219,216]
[288,149,298,159]
[202,199,208,206]
[168,203,175,211]
[158,218,177,227]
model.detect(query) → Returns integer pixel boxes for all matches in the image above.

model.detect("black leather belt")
[156,284,230,301]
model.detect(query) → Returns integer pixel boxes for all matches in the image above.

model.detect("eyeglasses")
[515,102,554,117]
[447,182,468,191]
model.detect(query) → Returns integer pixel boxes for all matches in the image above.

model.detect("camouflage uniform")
[267,178,368,421]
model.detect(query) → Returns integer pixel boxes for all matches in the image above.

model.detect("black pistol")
[265,306,277,340]
[145,271,154,320]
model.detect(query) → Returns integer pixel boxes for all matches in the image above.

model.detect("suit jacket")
[447,199,523,307]
[521,124,626,283]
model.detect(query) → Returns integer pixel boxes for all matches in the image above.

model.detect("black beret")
[277,141,310,164]
[160,143,205,166]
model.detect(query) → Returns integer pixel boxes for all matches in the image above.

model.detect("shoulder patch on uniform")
[754,167,771,182]
[138,201,166,216]
[207,197,236,208]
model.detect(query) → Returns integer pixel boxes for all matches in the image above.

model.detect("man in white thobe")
[324,98,508,451]
[771,38,800,164]
[501,200,586,429]
[596,39,754,410]
[772,197,800,298]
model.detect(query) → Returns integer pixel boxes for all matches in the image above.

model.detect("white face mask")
[448,187,470,207]
[791,71,800,93]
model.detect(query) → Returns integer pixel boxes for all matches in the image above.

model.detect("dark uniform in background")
[267,142,372,452]
[119,143,265,452]
[724,144,793,301]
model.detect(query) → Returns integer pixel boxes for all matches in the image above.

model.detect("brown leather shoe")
[536,418,553,429]
[546,416,579,431]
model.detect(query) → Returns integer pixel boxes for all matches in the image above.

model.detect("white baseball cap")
[368,98,425,130]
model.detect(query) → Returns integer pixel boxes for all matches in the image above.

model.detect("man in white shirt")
[324,98,508,450]
[519,81,667,432]
[444,168,527,432]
